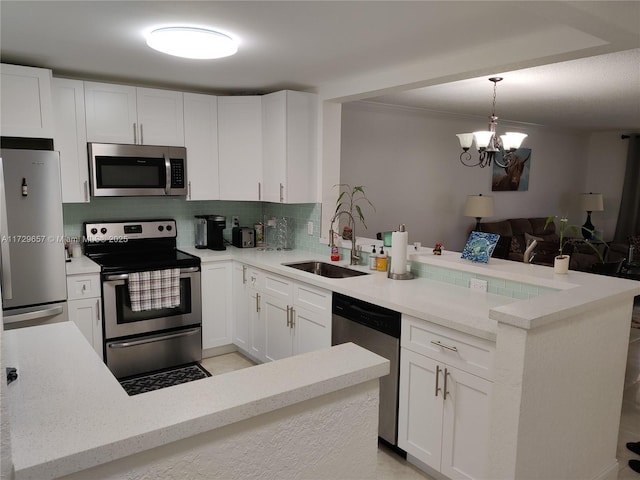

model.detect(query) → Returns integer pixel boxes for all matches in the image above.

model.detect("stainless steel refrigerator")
[1,147,68,329]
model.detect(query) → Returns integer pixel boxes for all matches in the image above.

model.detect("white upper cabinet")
[218,96,262,201]
[0,64,54,138]
[84,81,184,146]
[136,87,184,146]
[52,78,90,203]
[183,92,219,201]
[262,90,317,203]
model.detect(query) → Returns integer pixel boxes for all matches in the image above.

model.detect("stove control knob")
[166,225,172,231]
[90,228,98,235]
[100,228,107,234]
[158,225,164,232]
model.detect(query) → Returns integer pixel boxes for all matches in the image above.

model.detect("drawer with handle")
[66,274,101,301]
[401,314,495,380]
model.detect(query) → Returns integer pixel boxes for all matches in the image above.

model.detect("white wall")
[339,101,627,251]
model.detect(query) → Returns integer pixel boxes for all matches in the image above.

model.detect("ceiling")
[1,1,639,131]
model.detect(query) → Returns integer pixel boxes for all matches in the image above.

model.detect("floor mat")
[119,363,212,396]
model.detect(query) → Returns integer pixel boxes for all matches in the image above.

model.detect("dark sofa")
[480,217,559,265]
[479,217,621,272]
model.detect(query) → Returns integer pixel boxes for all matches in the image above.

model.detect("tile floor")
[201,315,640,480]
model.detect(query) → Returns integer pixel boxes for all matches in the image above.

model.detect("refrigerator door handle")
[3,305,64,325]
[0,157,13,300]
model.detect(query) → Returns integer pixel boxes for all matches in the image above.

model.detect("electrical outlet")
[469,278,488,292]
[307,221,314,235]
[232,216,239,227]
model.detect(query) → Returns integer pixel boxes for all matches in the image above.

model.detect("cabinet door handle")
[95,299,101,321]
[242,265,247,284]
[258,182,262,201]
[279,183,284,203]
[290,307,295,328]
[84,180,89,202]
[256,293,260,313]
[431,340,458,352]
[435,365,442,397]
[443,368,450,400]
[286,305,291,327]
[133,123,137,144]
[140,123,144,144]
[188,181,192,200]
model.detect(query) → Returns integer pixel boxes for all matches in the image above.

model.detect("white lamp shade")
[500,132,528,151]
[580,193,604,211]
[464,195,495,218]
[456,133,474,149]
[472,131,494,149]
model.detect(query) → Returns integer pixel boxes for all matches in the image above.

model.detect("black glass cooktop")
[88,249,200,275]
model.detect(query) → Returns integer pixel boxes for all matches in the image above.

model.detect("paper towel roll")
[390,231,408,274]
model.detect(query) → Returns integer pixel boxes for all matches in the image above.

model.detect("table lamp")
[580,192,604,239]
[464,194,494,231]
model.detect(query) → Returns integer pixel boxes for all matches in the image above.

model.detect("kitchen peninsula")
[3,246,638,480]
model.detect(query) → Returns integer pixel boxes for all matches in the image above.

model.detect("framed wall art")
[491,148,531,192]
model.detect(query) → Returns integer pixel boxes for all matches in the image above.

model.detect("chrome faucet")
[329,211,360,265]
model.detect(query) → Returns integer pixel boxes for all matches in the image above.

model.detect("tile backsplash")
[63,198,324,250]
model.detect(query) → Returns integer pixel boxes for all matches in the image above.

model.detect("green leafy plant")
[334,184,375,229]
[545,215,606,262]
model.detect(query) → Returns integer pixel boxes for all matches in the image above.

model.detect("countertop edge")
[7,323,388,480]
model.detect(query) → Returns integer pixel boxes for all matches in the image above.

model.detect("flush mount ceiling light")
[146,27,238,59]
[456,77,527,169]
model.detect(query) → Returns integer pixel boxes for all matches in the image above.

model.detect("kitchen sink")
[283,261,368,279]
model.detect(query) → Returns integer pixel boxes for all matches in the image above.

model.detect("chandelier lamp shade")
[580,192,604,239]
[456,77,527,169]
[463,194,495,231]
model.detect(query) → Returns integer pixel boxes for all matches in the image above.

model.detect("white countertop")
[5,322,388,480]
[65,255,101,275]
[183,245,640,336]
[68,245,640,337]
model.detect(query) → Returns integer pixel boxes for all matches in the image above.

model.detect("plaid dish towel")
[128,269,181,312]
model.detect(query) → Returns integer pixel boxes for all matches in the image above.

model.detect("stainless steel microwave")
[88,143,187,197]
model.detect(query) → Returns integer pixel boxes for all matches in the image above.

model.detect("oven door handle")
[103,267,199,282]
[107,327,200,348]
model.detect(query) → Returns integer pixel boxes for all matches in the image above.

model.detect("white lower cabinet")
[201,261,233,350]
[263,273,331,362]
[232,264,331,363]
[398,315,494,480]
[66,273,102,359]
[232,263,264,361]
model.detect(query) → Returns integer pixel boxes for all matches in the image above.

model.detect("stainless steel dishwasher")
[331,292,402,449]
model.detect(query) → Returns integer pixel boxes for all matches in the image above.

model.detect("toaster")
[232,227,256,248]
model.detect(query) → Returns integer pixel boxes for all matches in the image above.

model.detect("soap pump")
[376,245,388,272]
[369,245,377,270]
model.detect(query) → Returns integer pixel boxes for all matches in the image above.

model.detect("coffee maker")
[194,215,226,250]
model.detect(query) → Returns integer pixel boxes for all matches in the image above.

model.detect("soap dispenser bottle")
[376,245,388,272]
[369,245,377,270]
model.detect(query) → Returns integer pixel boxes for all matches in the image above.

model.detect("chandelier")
[456,77,527,168]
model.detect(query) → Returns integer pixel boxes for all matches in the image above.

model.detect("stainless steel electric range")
[84,219,201,379]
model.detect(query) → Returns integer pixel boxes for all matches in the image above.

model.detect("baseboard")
[202,344,237,358]
[592,459,619,480]
[405,454,447,480]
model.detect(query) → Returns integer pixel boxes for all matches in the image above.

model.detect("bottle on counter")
[369,245,377,270]
[376,245,388,272]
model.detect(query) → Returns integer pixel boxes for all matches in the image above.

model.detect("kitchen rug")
[119,363,212,396]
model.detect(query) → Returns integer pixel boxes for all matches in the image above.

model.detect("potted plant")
[545,216,606,274]
[333,184,375,238]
